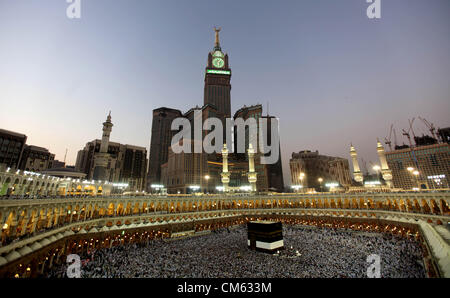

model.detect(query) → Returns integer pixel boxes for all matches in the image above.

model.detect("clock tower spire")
[204,27,231,118]
[214,26,221,50]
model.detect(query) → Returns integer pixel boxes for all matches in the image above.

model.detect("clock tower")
[204,27,231,118]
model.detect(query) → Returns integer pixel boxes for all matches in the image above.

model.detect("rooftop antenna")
[266,101,269,116]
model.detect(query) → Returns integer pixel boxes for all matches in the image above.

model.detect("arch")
[352,198,358,209]
[116,203,124,216]
[440,199,449,215]
[125,202,132,215]
[133,202,140,214]
[421,200,431,214]
[107,203,115,216]
[429,199,441,215]
[398,199,406,212]
[343,198,350,209]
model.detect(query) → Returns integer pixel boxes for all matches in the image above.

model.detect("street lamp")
[372,165,381,182]
[204,175,210,194]
[318,177,323,192]
[407,167,420,190]
[299,172,305,191]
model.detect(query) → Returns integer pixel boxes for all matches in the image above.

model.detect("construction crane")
[63,149,68,167]
[401,118,421,169]
[393,128,399,148]
[361,158,369,176]
[418,116,438,141]
[384,124,394,151]
[402,117,416,148]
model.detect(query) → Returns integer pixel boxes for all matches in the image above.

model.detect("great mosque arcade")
[0,169,449,278]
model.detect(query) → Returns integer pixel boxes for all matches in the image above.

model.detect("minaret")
[100,111,113,153]
[247,144,257,192]
[221,144,230,192]
[350,144,363,184]
[376,139,393,187]
[93,112,113,182]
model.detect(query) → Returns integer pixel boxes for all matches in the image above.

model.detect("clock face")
[212,58,224,68]
[213,51,224,58]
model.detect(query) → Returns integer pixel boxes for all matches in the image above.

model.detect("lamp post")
[372,165,381,183]
[412,170,420,190]
[318,177,323,192]
[299,172,305,192]
[407,167,420,190]
[204,175,210,194]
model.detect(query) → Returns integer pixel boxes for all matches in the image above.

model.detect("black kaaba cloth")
[247,221,284,253]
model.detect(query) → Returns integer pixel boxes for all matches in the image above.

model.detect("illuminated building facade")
[0,129,27,170]
[385,143,450,190]
[290,150,351,191]
[19,145,55,172]
[75,114,148,191]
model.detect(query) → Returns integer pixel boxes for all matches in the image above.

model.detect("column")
[247,144,257,192]
[221,144,230,192]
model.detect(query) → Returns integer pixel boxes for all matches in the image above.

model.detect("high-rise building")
[161,139,203,194]
[76,113,148,191]
[19,145,55,172]
[204,27,231,118]
[290,150,351,191]
[147,107,182,190]
[76,140,148,191]
[385,143,450,189]
[261,115,284,192]
[148,28,283,193]
[0,129,27,169]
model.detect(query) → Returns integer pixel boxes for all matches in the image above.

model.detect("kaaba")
[247,221,284,253]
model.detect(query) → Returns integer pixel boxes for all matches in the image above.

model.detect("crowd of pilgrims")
[47,225,426,278]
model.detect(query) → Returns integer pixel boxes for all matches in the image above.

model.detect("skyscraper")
[147,107,182,190]
[203,27,231,118]
[149,28,283,193]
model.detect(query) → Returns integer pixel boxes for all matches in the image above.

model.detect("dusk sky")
[0,0,449,185]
